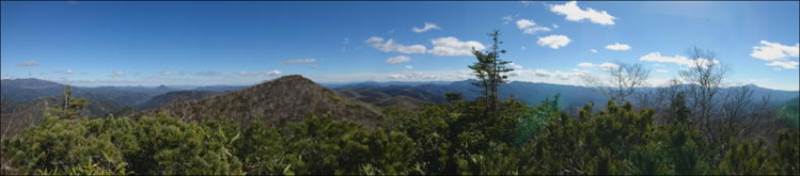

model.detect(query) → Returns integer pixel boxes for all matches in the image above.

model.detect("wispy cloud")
[576,62,619,70]
[17,60,39,67]
[639,52,719,68]
[502,15,515,24]
[388,72,440,80]
[429,37,485,56]
[537,35,571,49]
[412,22,441,33]
[366,36,427,54]
[516,19,551,34]
[240,70,279,78]
[194,71,223,77]
[386,55,411,64]
[283,58,317,65]
[750,40,799,70]
[550,1,616,26]
[577,62,594,68]
[160,70,188,77]
[111,70,126,78]
[605,42,631,51]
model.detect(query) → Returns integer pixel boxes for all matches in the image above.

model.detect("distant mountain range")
[3,78,798,114]
[2,76,798,136]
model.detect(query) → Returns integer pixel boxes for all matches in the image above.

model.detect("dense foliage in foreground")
[1,95,798,175]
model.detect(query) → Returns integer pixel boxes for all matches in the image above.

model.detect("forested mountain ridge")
[4,78,796,115]
[136,90,223,110]
[1,78,174,115]
[152,75,384,127]
[333,80,799,110]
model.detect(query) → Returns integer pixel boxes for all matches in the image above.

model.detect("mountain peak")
[267,75,315,85]
[157,74,382,127]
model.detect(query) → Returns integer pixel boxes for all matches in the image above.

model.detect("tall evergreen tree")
[469,30,514,113]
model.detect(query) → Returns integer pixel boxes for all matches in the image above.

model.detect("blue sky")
[2,1,798,90]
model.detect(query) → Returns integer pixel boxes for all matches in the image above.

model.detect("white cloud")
[366,37,427,54]
[386,55,411,64]
[111,70,126,78]
[267,70,282,77]
[160,70,187,76]
[502,15,514,24]
[598,62,620,70]
[429,37,485,56]
[238,71,260,77]
[516,19,551,34]
[576,62,618,70]
[508,62,524,70]
[639,52,719,68]
[388,72,440,80]
[510,68,589,84]
[239,70,282,77]
[550,1,616,26]
[590,49,598,53]
[17,60,39,67]
[537,35,571,49]
[640,52,690,65]
[283,58,317,65]
[765,60,799,70]
[605,42,631,51]
[412,22,441,33]
[750,40,800,70]
[520,1,533,7]
[577,62,595,68]
[194,71,223,77]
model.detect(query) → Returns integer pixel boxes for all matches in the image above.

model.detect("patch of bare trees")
[581,63,651,105]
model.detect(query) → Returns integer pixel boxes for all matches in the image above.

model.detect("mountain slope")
[1,78,175,116]
[1,78,65,103]
[155,75,383,127]
[137,90,222,110]
[778,96,800,128]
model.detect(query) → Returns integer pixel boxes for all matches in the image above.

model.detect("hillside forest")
[1,31,798,175]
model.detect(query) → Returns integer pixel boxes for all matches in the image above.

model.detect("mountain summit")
[156,75,383,127]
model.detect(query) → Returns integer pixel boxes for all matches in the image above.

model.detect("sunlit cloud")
[537,35,571,49]
[550,1,616,25]
[516,19,551,34]
[605,42,631,51]
[366,36,427,54]
[429,37,485,56]
[386,55,411,64]
[412,22,441,33]
[576,62,619,70]
[502,15,514,24]
[750,40,799,70]
[639,52,719,68]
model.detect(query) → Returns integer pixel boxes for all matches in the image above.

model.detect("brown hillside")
[156,75,383,127]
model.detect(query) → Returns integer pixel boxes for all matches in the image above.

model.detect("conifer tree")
[469,30,514,113]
